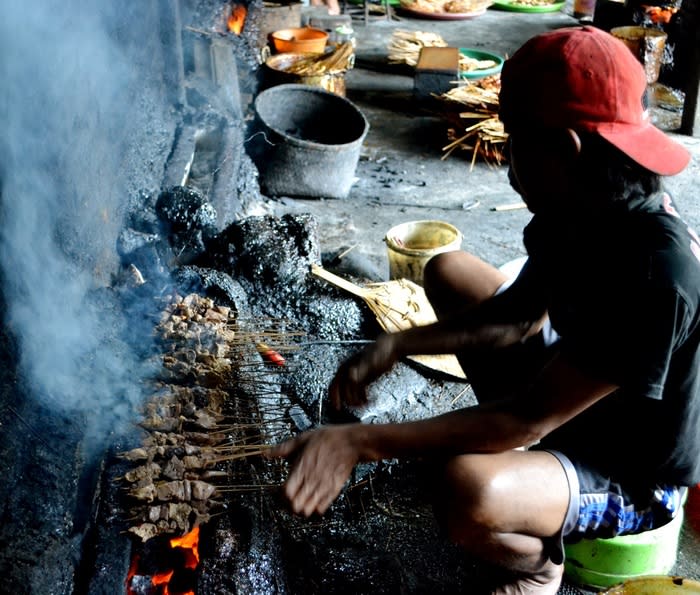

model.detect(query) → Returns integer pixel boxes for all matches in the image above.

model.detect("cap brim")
[595,121,690,176]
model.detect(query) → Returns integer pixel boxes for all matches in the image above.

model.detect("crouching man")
[269,26,698,594]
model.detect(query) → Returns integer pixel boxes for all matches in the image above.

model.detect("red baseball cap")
[499,26,690,176]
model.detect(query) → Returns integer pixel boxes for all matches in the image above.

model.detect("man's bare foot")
[492,561,564,595]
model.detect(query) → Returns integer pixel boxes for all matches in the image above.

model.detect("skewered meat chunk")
[118,447,150,462]
[182,455,204,470]
[129,483,157,503]
[192,500,213,514]
[154,479,218,502]
[140,413,181,432]
[188,448,218,467]
[162,455,186,481]
[124,462,162,484]
[190,480,217,501]
[184,431,228,446]
[189,450,218,468]
[182,402,196,417]
[129,523,160,542]
[168,502,195,532]
[184,443,203,456]
[204,308,228,323]
[156,480,191,502]
[142,431,181,447]
[148,505,164,523]
[192,409,223,430]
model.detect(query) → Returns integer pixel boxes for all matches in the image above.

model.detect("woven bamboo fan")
[311,264,466,380]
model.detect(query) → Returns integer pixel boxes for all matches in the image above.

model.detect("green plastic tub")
[564,509,685,590]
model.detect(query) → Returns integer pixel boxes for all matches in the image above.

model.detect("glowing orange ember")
[125,554,139,592]
[227,4,246,35]
[152,570,175,587]
[642,4,679,24]
[126,527,201,595]
[170,526,200,570]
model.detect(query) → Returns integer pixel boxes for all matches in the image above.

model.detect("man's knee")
[423,253,456,299]
[435,454,502,544]
[423,251,507,317]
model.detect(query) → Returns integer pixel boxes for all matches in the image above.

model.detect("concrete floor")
[269,3,700,591]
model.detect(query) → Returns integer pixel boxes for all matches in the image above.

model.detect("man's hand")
[329,333,399,409]
[268,425,361,517]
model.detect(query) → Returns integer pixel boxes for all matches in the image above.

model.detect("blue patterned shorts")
[545,449,685,564]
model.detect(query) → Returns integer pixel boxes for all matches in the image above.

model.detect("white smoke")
[0,1,162,437]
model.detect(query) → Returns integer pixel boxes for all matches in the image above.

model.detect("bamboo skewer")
[492,202,527,212]
[280,43,355,76]
[436,76,507,167]
[208,447,274,465]
[387,30,448,66]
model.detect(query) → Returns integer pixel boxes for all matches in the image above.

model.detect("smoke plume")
[0,0,167,442]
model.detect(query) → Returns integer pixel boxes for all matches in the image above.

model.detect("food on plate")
[444,0,486,11]
[399,0,444,12]
[509,0,556,5]
[399,0,492,13]
[459,54,498,73]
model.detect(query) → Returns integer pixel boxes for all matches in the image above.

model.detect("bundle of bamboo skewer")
[436,75,508,168]
[280,42,355,76]
[387,29,448,66]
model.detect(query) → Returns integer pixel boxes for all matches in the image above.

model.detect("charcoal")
[156,186,217,233]
[173,266,249,312]
[156,186,218,264]
[117,228,160,259]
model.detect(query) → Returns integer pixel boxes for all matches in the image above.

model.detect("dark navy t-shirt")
[524,192,700,487]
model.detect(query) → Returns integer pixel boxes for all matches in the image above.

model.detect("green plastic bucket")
[564,509,685,590]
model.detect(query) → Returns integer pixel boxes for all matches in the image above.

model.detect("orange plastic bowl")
[270,27,328,54]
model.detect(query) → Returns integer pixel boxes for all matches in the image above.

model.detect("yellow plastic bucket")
[384,220,463,286]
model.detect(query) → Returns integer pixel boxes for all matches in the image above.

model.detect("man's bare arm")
[272,353,618,516]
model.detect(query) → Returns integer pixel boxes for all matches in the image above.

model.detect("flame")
[227,4,246,35]
[152,570,175,587]
[125,554,139,592]
[126,527,200,595]
[170,526,200,570]
[641,4,679,24]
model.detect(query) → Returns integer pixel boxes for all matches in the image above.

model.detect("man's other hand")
[268,425,361,517]
[329,334,399,410]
